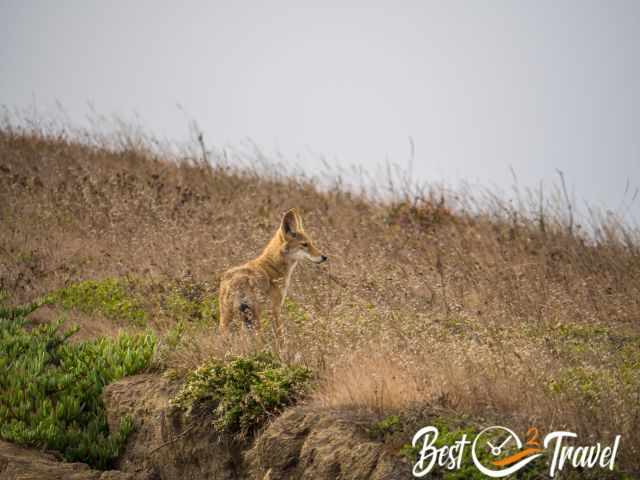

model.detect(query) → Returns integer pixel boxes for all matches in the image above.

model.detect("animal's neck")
[253,231,295,281]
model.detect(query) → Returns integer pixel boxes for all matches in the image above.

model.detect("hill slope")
[1,126,639,477]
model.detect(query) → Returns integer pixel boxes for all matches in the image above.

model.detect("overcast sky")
[2,1,639,223]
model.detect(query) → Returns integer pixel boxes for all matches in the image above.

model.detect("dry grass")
[314,351,424,415]
[1,114,639,472]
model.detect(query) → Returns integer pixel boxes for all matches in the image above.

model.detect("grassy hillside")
[1,122,639,475]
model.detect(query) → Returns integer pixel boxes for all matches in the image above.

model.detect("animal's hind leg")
[218,282,233,334]
[219,289,233,334]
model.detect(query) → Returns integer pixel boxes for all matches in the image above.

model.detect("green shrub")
[47,278,146,324]
[171,352,311,435]
[369,414,401,439]
[163,286,218,324]
[0,302,156,469]
[46,276,219,326]
[547,366,614,404]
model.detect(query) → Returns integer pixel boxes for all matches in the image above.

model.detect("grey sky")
[1,1,639,223]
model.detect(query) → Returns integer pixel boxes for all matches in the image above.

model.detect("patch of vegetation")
[557,323,611,340]
[284,298,308,324]
[47,277,146,325]
[442,316,470,336]
[46,276,219,327]
[164,319,187,350]
[16,250,36,264]
[619,343,640,387]
[547,366,615,404]
[369,414,401,439]
[171,352,312,435]
[0,302,156,469]
[162,281,218,324]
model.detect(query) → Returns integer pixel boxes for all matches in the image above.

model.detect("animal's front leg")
[270,290,284,335]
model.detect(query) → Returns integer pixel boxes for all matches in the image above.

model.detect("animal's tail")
[239,301,256,330]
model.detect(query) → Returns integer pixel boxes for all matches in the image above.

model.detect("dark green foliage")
[0,302,156,469]
[171,352,311,435]
[369,414,401,439]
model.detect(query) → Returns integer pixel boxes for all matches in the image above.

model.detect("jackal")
[218,208,327,334]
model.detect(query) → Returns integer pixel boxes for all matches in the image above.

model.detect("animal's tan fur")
[218,208,327,334]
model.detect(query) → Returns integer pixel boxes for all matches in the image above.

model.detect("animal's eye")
[301,242,309,247]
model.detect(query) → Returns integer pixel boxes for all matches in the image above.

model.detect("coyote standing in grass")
[219,208,327,334]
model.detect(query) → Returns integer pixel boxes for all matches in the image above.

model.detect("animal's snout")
[320,255,328,263]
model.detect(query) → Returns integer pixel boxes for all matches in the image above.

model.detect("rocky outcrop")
[0,440,134,480]
[102,374,409,480]
[102,374,243,480]
[246,409,407,479]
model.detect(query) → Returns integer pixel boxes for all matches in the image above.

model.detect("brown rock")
[0,440,135,480]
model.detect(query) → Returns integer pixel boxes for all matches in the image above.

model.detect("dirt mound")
[102,374,241,480]
[247,409,407,480]
[101,375,408,480]
[0,440,134,480]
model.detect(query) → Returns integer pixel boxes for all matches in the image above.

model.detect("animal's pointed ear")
[293,208,304,230]
[281,209,299,238]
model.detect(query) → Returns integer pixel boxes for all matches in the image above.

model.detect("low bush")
[171,352,311,435]
[161,281,218,324]
[47,277,147,325]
